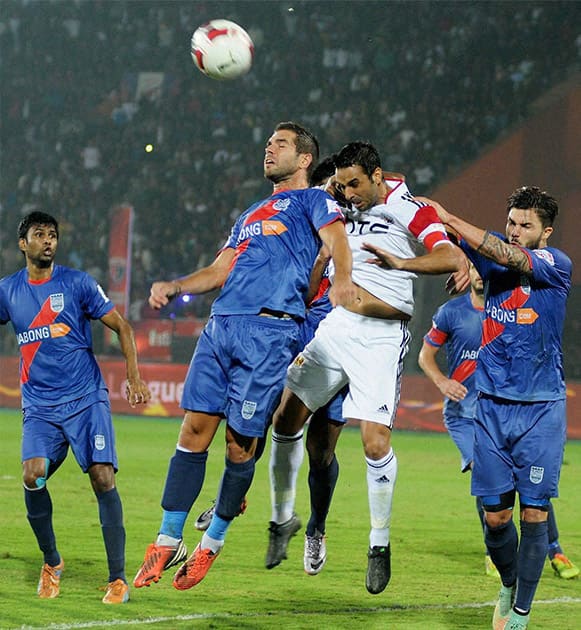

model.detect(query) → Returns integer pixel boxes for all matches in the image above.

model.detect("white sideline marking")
[13,597,581,630]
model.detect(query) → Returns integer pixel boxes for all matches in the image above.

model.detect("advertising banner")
[1,357,579,438]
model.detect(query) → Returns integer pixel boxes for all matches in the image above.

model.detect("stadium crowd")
[1,0,579,360]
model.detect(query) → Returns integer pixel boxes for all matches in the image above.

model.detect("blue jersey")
[0,265,114,408]
[212,188,344,320]
[424,292,483,419]
[461,235,571,402]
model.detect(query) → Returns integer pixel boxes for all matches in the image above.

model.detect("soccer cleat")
[505,610,529,630]
[37,558,64,599]
[133,539,187,588]
[194,497,248,532]
[551,553,580,579]
[304,530,327,575]
[265,514,302,569]
[485,554,501,578]
[366,544,391,594]
[194,502,216,531]
[492,584,515,630]
[102,578,130,604]
[172,543,220,590]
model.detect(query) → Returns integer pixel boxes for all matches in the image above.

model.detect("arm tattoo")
[476,231,532,273]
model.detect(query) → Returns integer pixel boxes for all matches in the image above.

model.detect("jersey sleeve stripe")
[424,325,447,347]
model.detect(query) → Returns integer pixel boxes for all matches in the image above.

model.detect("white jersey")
[330,177,451,315]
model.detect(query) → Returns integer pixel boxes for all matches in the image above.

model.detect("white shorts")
[286,306,411,426]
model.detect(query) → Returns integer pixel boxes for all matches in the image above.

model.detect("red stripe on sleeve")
[425,325,447,347]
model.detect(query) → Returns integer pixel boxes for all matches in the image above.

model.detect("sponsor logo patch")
[516,308,538,324]
[533,249,555,265]
[49,323,71,338]
[326,198,343,216]
[262,220,287,235]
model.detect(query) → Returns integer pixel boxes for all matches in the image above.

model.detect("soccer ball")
[191,19,254,81]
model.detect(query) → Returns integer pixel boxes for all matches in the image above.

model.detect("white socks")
[366,448,397,548]
[269,430,304,524]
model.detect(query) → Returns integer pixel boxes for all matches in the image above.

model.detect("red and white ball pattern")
[191,19,254,81]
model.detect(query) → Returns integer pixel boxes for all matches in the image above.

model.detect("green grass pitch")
[0,408,579,629]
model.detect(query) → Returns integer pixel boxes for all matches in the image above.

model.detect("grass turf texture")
[0,408,579,629]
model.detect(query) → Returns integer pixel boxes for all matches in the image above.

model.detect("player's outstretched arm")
[417,197,533,274]
[101,308,151,407]
[362,241,463,275]
[148,247,236,309]
[418,340,467,402]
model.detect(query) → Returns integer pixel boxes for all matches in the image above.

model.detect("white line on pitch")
[11,597,581,630]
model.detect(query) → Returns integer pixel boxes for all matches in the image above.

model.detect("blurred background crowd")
[1,0,580,373]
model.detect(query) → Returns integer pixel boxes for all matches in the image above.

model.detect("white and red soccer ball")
[191,19,254,81]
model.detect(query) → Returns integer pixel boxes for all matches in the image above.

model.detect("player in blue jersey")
[190,156,347,576]
[0,211,151,604]
[133,122,356,591]
[419,263,499,574]
[419,264,578,582]
[423,187,573,630]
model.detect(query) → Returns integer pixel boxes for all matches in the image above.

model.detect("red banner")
[0,356,187,417]
[132,319,206,361]
[1,357,580,438]
[108,205,133,318]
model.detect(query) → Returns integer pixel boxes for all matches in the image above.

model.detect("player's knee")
[23,472,45,490]
[272,405,294,433]
[22,458,49,490]
[307,443,334,468]
[273,389,310,434]
[88,463,115,494]
[481,490,516,527]
[305,430,327,465]
[520,495,550,521]
[362,433,391,461]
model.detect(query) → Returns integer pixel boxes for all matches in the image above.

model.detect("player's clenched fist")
[149,280,181,309]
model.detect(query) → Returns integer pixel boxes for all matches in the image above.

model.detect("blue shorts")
[181,314,300,437]
[21,389,118,473]
[444,415,474,473]
[471,395,566,501]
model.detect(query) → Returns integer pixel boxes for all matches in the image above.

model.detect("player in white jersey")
[265,142,465,593]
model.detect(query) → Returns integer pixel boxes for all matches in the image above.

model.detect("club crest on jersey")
[49,293,64,313]
[94,434,106,451]
[241,400,257,420]
[529,466,544,484]
[273,198,291,212]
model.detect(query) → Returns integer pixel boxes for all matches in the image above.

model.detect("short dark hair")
[309,154,337,187]
[506,186,559,228]
[334,141,381,178]
[18,211,59,240]
[274,121,320,179]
